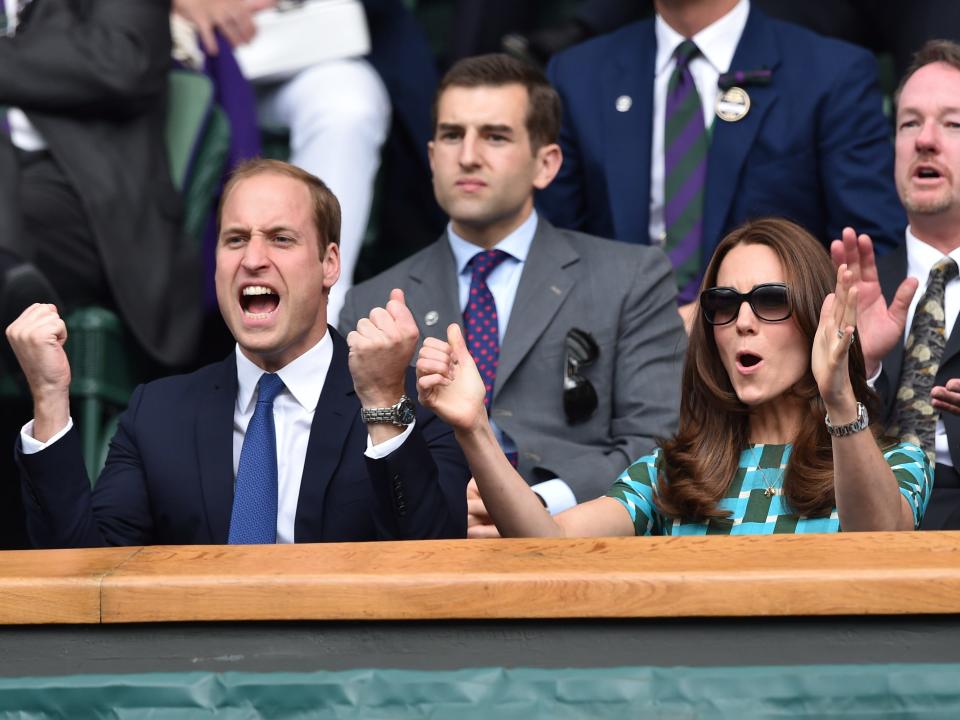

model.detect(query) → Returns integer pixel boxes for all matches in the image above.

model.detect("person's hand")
[932,379,960,415]
[830,227,918,377]
[416,323,487,433]
[5,304,72,441]
[172,0,276,55]
[347,288,419,409]
[466,478,501,538]
[812,264,859,411]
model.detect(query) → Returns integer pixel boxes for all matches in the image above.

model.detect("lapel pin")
[424,310,439,327]
[716,86,750,122]
[615,95,632,112]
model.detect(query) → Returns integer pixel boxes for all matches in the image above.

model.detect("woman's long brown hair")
[656,218,879,522]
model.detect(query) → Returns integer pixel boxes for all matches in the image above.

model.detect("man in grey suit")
[341,54,685,535]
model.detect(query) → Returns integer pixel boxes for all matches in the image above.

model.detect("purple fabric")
[200,33,262,308]
[663,40,707,304]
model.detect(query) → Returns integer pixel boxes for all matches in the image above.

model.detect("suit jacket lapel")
[294,329,359,541]
[941,282,960,369]
[604,22,654,245]
[405,236,462,344]
[704,8,781,256]
[196,354,238,543]
[495,220,578,398]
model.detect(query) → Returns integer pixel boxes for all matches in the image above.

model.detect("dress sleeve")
[605,448,664,536]
[883,441,934,529]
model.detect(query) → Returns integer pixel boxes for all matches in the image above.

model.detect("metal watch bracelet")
[824,401,868,437]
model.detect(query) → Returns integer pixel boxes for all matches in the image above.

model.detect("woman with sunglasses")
[416,218,932,536]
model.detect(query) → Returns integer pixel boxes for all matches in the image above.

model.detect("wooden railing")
[1,532,959,625]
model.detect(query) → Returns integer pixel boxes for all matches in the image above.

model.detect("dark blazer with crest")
[538,6,905,258]
[16,329,470,547]
[876,245,960,529]
[0,0,201,365]
[340,218,686,501]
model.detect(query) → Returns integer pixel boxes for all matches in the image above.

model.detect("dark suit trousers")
[1,148,109,308]
[923,463,960,531]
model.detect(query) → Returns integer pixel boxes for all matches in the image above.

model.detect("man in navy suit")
[538,0,905,309]
[5,159,470,548]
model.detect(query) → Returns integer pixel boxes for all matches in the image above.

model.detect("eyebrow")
[436,122,516,135]
[219,225,301,237]
[898,106,960,117]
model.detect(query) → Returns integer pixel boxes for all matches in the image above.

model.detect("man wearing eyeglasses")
[341,53,686,535]
[833,40,960,530]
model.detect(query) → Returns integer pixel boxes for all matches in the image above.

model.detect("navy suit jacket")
[17,330,469,547]
[539,7,905,259]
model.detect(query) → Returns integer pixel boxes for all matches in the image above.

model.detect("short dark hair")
[432,53,562,153]
[218,158,341,251]
[895,39,960,104]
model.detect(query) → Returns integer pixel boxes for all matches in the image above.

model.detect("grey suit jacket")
[340,218,686,500]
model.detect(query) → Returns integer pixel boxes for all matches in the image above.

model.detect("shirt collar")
[905,225,960,281]
[235,332,333,414]
[655,0,750,77]
[447,209,538,275]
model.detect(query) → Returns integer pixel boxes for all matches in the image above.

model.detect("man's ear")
[322,241,341,291]
[427,140,436,175]
[532,143,562,190]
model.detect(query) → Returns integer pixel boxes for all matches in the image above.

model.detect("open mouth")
[240,285,280,319]
[915,165,943,180]
[737,351,763,368]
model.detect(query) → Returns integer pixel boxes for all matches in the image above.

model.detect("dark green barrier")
[1,664,959,718]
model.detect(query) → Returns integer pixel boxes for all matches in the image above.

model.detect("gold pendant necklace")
[759,468,780,498]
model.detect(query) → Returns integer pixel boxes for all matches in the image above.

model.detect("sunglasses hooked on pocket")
[564,328,599,424]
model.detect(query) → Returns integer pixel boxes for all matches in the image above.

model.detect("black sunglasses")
[700,283,792,325]
[564,328,599,424]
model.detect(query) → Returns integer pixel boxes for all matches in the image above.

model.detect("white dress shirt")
[22,333,413,543]
[3,0,46,151]
[447,210,577,515]
[648,0,749,246]
[901,228,960,467]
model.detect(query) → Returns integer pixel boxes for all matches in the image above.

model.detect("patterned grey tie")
[888,257,959,464]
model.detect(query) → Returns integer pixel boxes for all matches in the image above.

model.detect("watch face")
[396,397,416,425]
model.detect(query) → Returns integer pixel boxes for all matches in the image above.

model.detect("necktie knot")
[256,373,285,405]
[931,257,959,286]
[673,39,700,69]
[467,249,511,283]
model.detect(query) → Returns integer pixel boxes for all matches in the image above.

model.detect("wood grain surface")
[1,534,958,624]
[100,533,960,623]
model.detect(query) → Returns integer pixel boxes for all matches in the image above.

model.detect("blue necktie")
[229,373,285,544]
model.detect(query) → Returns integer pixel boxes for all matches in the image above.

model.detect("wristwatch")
[360,395,416,427]
[824,402,869,437]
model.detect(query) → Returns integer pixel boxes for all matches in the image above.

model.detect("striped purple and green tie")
[663,39,708,304]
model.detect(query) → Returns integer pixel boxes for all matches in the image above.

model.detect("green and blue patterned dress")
[607,442,932,535]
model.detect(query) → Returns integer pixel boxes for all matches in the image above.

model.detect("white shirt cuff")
[364,419,416,459]
[866,361,883,389]
[531,478,577,515]
[20,417,74,455]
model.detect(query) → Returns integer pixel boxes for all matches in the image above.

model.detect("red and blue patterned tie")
[464,250,511,410]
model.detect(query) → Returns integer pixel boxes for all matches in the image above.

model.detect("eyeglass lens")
[564,329,599,423]
[700,283,790,325]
